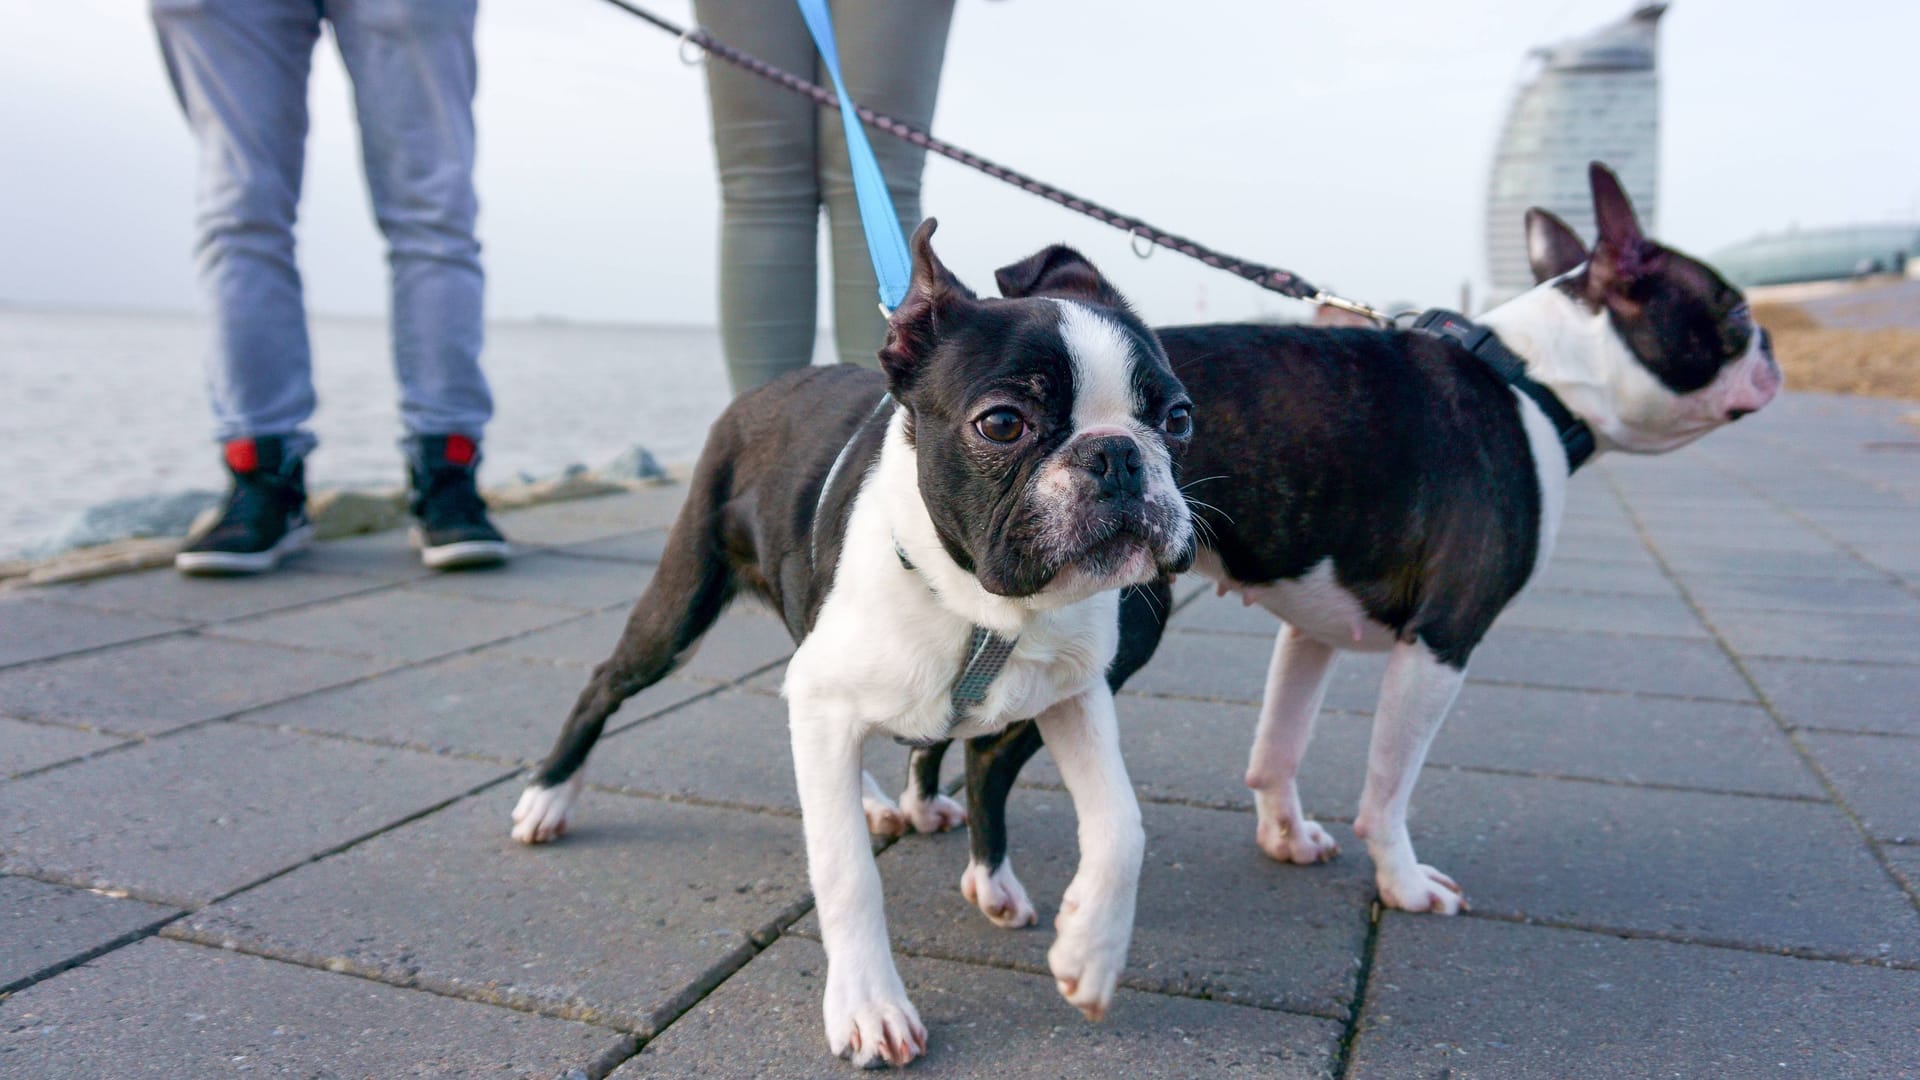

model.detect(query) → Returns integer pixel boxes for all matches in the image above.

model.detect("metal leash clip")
[1309,289,1395,326]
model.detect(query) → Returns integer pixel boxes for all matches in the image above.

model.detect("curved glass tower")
[1485,4,1666,303]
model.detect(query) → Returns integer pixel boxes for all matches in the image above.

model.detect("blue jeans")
[151,0,490,457]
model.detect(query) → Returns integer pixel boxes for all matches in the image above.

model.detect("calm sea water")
[0,307,821,559]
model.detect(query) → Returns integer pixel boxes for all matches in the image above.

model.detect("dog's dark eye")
[975,409,1026,444]
[1162,404,1193,438]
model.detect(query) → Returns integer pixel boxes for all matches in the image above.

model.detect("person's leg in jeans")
[695,0,826,394]
[153,0,323,574]
[821,0,954,367]
[329,0,505,568]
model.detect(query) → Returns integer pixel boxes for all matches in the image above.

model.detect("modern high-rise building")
[1484,4,1666,304]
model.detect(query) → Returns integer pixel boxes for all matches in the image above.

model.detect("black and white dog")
[900,163,1782,925]
[510,222,1197,1067]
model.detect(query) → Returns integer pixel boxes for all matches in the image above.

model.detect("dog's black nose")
[1072,435,1144,498]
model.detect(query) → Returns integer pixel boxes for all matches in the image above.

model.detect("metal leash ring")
[677,27,707,65]
[1130,227,1155,260]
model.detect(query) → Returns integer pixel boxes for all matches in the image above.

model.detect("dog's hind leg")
[960,723,1042,928]
[511,467,737,844]
[896,741,965,834]
[1246,624,1342,865]
[1352,640,1468,913]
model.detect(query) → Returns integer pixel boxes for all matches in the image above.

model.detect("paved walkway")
[3,391,1918,1078]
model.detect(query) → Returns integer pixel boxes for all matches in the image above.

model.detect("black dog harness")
[1412,309,1595,472]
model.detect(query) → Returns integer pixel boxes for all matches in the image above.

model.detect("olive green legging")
[694,0,955,393]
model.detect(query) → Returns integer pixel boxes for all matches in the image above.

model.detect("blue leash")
[794,0,912,313]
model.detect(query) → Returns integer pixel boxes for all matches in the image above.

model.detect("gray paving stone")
[1801,731,1920,843]
[1854,540,1920,577]
[556,528,668,564]
[174,791,810,1036]
[0,725,501,905]
[40,567,382,623]
[1406,769,1920,962]
[581,690,960,816]
[0,634,389,735]
[0,938,632,1077]
[494,496,677,547]
[1749,658,1920,736]
[237,652,708,764]
[1528,557,1680,598]
[212,588,577,664]
[290,530,436,582]
[1547,532,1660,565]
[0,718,124,778]
[799,792,1376,1017]
[484,603,793,683]
[1495,588,1708,639]
[1636,519,1842,555]
[0,597,183,667]
[1656,543,1884,580]
[405,551,654,612]
[1710,609,1920,664]
[1884,845,1920,896]
[1347,915,1920,1080]
[1683,571,1920,616]
[627,936,1340,1079]
[0,874,176,992]
[1468,625,1755,701]
[1171,590,1279,636]
[1434,683,1821,798]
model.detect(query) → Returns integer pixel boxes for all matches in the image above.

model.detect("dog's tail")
[525,444,739,793]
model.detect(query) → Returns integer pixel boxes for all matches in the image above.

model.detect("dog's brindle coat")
[513,221,1196,1067]
[904,163,1783,924]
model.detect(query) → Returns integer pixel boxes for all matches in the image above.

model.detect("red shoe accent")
[224,438,259,473]
[444,434,477,466]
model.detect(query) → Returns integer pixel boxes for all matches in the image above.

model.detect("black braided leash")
[593,0,1326,303]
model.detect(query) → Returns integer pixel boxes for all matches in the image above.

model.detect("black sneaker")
[408,434,509,570]
[175,436,313,576]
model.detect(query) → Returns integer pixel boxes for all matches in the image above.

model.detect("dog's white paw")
[1376,862,1467,915]
[861,796,909,839]
[960,859,1037,929]
[900,789,966,834]
[1256,815,1340,865]
[1047,886,1129,1021]
[510,776,581,844]
[824,964,926,1068]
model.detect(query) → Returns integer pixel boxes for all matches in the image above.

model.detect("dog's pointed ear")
[880,218,977,386]
[1525,207,1588,283]
[994,244,1128,309]
[1586,161,1664,295]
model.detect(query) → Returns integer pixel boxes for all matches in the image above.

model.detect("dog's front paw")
[510,777,581,844]
[1047,886,1130,1021]
[862,795,910,839]
[824,966,926,1068]
[1256,815,1340,865]
[1376,862,1467,914]
[960,859,1037,929]
[899,789,966,834]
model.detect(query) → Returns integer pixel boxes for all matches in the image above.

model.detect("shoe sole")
[175,524,314,576]
[416,533,512,570]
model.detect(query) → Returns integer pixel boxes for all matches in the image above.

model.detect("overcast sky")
[4,0,1915,329]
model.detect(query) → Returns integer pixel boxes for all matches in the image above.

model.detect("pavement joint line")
[1607,469,1920,917]
[0,607,651,783]
[0,767,523,1000]
[1331,900,1384,1079]
[1416,761,1832,804]
[1457,907,1920,971]
[0,906,183,998]
[779,923,1356,1023]
[1790,724,1920,741]
[0,620,201,675]
[21,570,402,632]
